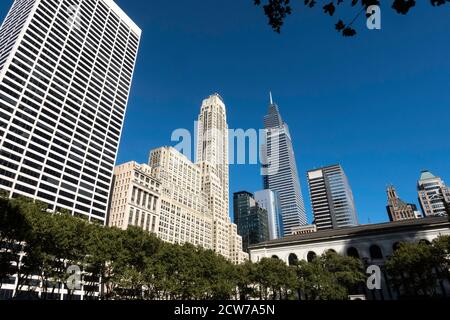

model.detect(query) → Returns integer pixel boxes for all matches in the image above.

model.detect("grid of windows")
[0,0,141,223]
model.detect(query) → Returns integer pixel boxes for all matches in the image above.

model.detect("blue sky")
[1,1,449,225]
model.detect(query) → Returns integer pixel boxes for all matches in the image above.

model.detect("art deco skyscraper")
[307,164,358,231]
[149,94,247,264]
[0,0,141,224]
[262,94,307,235]
[196,94,238,258]
[418,170,450,217]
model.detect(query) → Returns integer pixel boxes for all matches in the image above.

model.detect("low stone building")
[249,216,450,300]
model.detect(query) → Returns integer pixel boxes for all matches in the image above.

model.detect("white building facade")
[250,217,450,300]
[148,94,248,264]
[0,0,141,224]
[418,170,450,217]
[108,161,161,234]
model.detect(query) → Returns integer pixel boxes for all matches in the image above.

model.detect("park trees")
[295,251,365,300]
[385,238,450,298]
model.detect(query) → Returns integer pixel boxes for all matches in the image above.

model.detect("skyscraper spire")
[262,97,307,234]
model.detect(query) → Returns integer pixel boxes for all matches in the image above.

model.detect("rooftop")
[419,170,437,181]
[249,216,450,250]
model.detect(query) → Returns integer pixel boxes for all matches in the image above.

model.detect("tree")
[0,197,31,289]
[295,251,365,300]
[254,258,297,300]
[431,236,450,285]
[0,197,41,296]
[235,261,258,300]
[254,0,450,36]
[385,241,445,298]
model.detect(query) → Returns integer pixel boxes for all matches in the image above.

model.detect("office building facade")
[233,191,269,252]
[417,170,450,217]
[108,161,161,234]
[149,146,214,250]
[0,0,141,224]
[148,94,248,264]
[307,164,358,231]
[386,185,420,222]
[254,189,283,240]
[261,94,307,235]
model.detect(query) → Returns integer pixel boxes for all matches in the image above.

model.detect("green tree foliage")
[385,239,449,298]
[0,196,29,289]
[254,258,297,300]
[295,251,365,300]
[2,196,449,300]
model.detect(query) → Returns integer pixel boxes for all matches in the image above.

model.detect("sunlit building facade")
[0,0,141,224]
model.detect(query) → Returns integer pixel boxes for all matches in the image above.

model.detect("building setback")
[149,146,214,251]
[148,94,248,264]
[233,191,269,252]
[261,94,307,235]
[386,185,420,222]
[417,170,450,217]
[0,0,141,224]
[307,164,358,231]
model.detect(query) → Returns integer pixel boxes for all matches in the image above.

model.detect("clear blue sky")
[1,1,449,225]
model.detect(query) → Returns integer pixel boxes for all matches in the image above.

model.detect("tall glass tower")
[307,164,358,230]
[0,0,141,224]
[262,94,307,235]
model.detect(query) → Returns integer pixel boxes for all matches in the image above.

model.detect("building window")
[347,247,360,259]
[288,253,298,266]
[307,251,317,263]
[370,245,383,260]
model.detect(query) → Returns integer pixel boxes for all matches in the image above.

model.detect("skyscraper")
[149,146,214,250]
[254,189,283,240]
[233,191,269,252]
[386,185,420,222]
[148,94,248,264]
[307,164,358,231]
[0,0,141,224]
[261,94,307,235]
[417,170,450,217]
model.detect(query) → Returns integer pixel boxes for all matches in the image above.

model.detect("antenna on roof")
[269,91,273,105]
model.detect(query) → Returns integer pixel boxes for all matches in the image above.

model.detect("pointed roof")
[419,170,436,181]
[264,92,284,129]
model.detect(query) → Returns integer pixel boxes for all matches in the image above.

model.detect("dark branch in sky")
[254,0,450,37]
